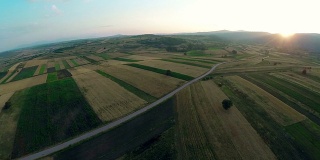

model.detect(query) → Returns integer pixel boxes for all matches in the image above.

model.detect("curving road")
[19,62,225,160]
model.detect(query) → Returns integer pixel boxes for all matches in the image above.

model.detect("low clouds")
[51,5,62,14]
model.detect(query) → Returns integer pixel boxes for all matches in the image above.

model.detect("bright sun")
[280,32,295,38]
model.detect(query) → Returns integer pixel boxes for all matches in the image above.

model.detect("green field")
[186,50,209,56]
[126,63,194,81]
[11,78,102,158]
[46,72,58,82]
[70,59,79,66]
[39,64,46,74]
[96,70,156,103]
[247,74,320,115]
[82,56,99,63]
[113,57,141,62]
[55,63,60,70]
[62,60,71,69]
[0,71,7,80]
[213,77,310,159]
[1,71,16,84]
[162,59,211,68]
[11,66,38,82]
[97,54,110,60]
[172,57,218,64]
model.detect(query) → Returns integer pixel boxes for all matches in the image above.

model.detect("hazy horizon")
[1,0,319,52]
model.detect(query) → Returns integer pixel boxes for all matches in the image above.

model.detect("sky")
[0,0,319,52]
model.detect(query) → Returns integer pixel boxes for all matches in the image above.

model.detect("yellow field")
[5,71,19,83]
[66,59,75,67]
[0,92,14,113]
[175,81,275,159]
[137,60,208,77]
[72,70,147,122]
[0,74,47,95]
[201,80,276,160]
[68,66,92,76]
[75,57,89,65]
[47,61,55,68]
[98,65,184,98]
[58,60,65,69]
[24,60,47,68]
[227,76,306,126]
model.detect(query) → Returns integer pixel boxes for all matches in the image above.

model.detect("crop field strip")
[66,59,75,67]
[10,66,38,82]
[240,74,320,126]
[0,63,21,84]
[172,57,218,64]
[200,81,275,160]
[97,65,184,98]
[86,55,104,61]
[246,73,320,117]
[213,77,316,159]
[136,60,208,77]
[0,71,7,81]
[96,70,156,102]
[70,59,79,66]
[11,78,102,158]
[227,76,306,126]
[126,63,194,81]
[0,91,25,160]
[46,72,58,82]
[58,60,65,70]
[54,98,175,160]
[162,59,212,69]
[113,57,141,62]
[81,56,98,63]
[55,63,60,71]
[62,60,71,69]
[73,70,148,122]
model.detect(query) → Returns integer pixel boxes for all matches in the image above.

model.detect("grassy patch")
[162,59,211,69]
[123,127,176,160]
[11,78,102,158]
[126,63,194,81]
[172,57,218,64]
[54,98,174,160]
[39,64,46,74]
[113,57,141,62]
[214,77,310,159]
[0,71,7,80]
[62,60,71,69]
[0,91,25,160]
[70,59,79,66]
[55,63,60,70]
[11,66,38,82]
[285,121,320,160]
[96,70,156,103]
[46,72,58,82]
[186,50,209,56]
[97,54,110,60]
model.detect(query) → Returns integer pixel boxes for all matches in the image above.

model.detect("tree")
[166,70,172,76]
[302,69,307,75]
[232,50,237,54]
[222,99,233,110]
[3,102,11,110]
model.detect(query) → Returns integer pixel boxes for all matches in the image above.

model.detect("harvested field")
[86,55,104,61]
[62,60,71,69]
[68,66,92,76]
[227,76,306,126]
[100,60,130,66]
[137,60,208,77]
[0,92,14,112]
[11,78,102,158]
[0,62,20,83]
[47,61,55,68]
[0,91,24,160]
[70,59,79,66]
[72,70,147,122]
[0,74,47,95]
[99,65,184,98]
[24,60,47,68]
[5,71,19,83]
[75,57,90,65]
[58,60,65,70]
[113,57,140,62]
[105,52,128,58]
[201,81,276,160]
[162,59,212,69]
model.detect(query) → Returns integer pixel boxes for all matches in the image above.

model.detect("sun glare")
[280,32,295,38]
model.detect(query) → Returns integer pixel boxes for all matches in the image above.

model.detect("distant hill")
[184,31,320,53]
